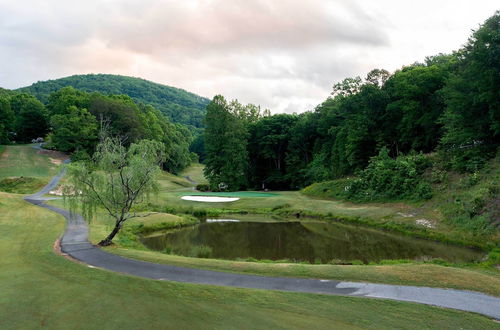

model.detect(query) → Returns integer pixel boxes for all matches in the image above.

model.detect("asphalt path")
[23,160,500,320]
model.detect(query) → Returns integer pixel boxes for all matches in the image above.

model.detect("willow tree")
[66,137,164,246]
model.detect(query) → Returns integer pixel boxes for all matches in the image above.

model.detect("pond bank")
[138,215,485,264]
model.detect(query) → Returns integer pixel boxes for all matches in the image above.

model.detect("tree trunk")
[98,221,122,246]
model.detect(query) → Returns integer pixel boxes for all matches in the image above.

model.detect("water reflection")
[140,218,483,264]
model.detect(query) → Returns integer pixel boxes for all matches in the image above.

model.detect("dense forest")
[0,86,195,173]
[17,74,210,128]
[204,12,499,195]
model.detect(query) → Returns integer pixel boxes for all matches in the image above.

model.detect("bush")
[301,178,353,200]
[429,169,447,184]
[441,146,497,173]
[347,148,433,201]
[196,184,210,192]
[71,149,91,162]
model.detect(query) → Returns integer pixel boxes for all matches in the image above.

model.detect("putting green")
[179,191,279,198]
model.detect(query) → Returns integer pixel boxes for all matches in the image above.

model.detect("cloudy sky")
[0,1,498,113]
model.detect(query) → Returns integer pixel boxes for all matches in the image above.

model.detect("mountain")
[17,74,210,128]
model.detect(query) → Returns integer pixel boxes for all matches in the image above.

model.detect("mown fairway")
[1,145,499,328]
[1,193,499,329]
[0,145,65,179]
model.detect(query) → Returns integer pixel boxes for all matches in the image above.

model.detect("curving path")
[24,163,500,320]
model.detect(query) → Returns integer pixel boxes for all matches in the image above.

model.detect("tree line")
[0,86,195,174]
[203,12,499,192]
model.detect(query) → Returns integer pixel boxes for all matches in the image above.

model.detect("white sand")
[206,219,240,222]
[181,196,240,202]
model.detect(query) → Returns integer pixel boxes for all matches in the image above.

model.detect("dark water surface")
[140,218,484,263]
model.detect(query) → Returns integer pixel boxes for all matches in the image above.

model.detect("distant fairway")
[0,144,66,179]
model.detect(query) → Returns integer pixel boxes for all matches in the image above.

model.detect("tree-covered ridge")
[203,12,499,192]
[17,74,210,128]
[0,86,195,174]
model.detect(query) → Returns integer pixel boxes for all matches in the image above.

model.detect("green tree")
[439,12,500,171]
[18,74,209,128]
[384,63,450,153]
[44,87,193,173]
[190,133,206,163]
[204,96,249,190]
[365,69,390,87]
[88,94,146,142]
[0,97,15,143]
[50,106,98,153]
[285,112,319,187]
[10,93,49,142]
[66,137,164,246]
[248,114,298,189]
[47,86,90,116]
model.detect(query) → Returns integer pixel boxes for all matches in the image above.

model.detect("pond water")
[139,217,484,264]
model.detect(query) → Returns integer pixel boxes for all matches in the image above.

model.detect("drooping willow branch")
[64,137,165,246]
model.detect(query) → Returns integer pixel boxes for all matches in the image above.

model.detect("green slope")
[17,74,210,128]
[0,146,497,329]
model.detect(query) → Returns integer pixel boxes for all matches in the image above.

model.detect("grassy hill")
[0,145,498,328]
[17,74,210,128]
[302,153,500,247]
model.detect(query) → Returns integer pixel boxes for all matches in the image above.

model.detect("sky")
[0,1,498,113]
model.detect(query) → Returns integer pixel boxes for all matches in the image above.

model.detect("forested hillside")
[204,12,499,191]
[202,12,499,236]
[0,87,195,173]
[17,74,210,128]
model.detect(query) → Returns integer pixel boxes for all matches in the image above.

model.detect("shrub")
[196,184,210,192]
[429,169,447,184]
[347,147,433,201]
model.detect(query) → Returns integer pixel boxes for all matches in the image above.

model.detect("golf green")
[179,191,279,198]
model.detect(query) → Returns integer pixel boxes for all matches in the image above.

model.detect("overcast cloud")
[0,0,498,113]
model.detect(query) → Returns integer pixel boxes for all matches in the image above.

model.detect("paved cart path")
[24,163,500,320]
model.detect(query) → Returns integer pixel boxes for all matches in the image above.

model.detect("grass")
[2,145,500,327]
[300,154,500,246]
[52,197,500,297]
[105,246,500,296]
[154,162,500,249]
[157,163,411,223]
[0,176,48,194]
[157,189,399,219]
[179,163,208,184]
[153,188,493,248]
[180,191,279,197]
[4,194,499,327]
[0,144,66,180]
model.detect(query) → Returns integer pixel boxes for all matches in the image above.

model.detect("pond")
[139,216,484,264]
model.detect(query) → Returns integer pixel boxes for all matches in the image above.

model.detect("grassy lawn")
[106,245,500,296]
[46,160,498,297]
[2,146,500,327]
[180,191,279,197]
[152,163,498,248]
[0,144,66,180]
[179,163,208,184]
[1,192,499,328]
[58,200,500,297]
[158,189,400,219]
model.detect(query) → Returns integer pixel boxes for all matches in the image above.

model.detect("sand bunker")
[181,196,240,202]
[206,219,240,222]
